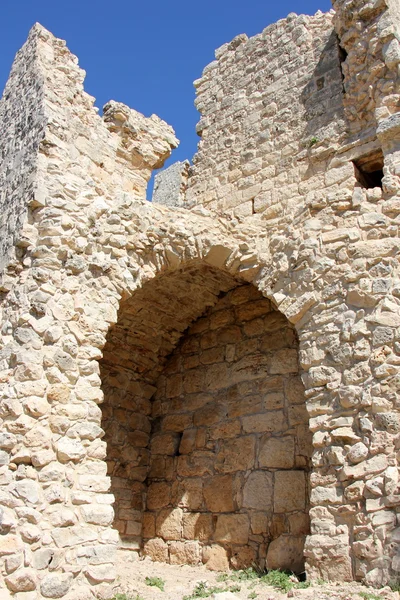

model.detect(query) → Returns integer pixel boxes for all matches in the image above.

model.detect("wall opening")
[353,150,384,189]
[100,262,312,573]
[337,39,348,88]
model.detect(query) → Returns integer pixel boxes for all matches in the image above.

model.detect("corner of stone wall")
[152,160,190,207]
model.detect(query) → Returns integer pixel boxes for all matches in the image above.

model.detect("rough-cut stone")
[0,0,399,593]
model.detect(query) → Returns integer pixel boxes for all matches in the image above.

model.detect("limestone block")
[173,478,203,510]
[156,508,183,540]
[5,568,37,592]
[214,514,249,544]
[147,482,171,510]
[274,471,306,512]
[243,471,273,510]
[40,573,73,598]
[202,545,230,571]
[12,480,41,505]
[347,442,369,464]
[215,436,256,473]
[56,437,86,463]
[143,538,168,562]
[258,436,295,468]
[0,535,22,556]
[341,455,388,481]
[230,545,257,569]
[169,540,201,565]
[183,513,213,541]
[242,411,286,434]
[81,504,114,526]
[204,475,235,512]
[84,564,116,584]
[266,535,305,573]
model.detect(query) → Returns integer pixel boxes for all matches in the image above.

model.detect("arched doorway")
[100,261,312,572]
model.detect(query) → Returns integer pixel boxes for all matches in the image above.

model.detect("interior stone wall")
[143,283,312,572]
[100,264,241,551]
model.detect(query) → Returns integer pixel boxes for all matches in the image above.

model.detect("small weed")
[389,580,400,592]
[216,573,229,583]
[359,592,381,600]
[111,595,144,600]
[228,568,260,582]
[248,592,258,600]
[183,581,232,600]
[229,584,241,593]
[260,570,294,592]
[309,136,319,147]
[145,576,165,592]
[296,581,311,589]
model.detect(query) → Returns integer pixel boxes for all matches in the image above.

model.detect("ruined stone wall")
[0,2,399,598]
[143,283,311,572]
[152,160,190,207]
[186,10,347,219]
[0,26,47,275]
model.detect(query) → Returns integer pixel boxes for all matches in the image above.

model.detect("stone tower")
[0,0,400,597]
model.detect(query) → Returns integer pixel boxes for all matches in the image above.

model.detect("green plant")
[389,580,400,592]
[183,581,227,600]
[248,592,258,600]
[145,576,165,592]
[216,574,229,583]
[359,592,381,600]
[229,584,241,593]
[308,136,319,147]
[260,570,295,592]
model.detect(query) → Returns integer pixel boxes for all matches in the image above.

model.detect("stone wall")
[152,160,190,207]
[143,283,311,572]
[185,10,347,219]
[0,25,47,275]
[0,1,399,598]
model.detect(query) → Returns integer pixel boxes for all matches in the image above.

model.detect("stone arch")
[99,257,313,573]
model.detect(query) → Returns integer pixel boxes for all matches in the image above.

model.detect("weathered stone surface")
[214,514,249,544]
[0,0,399,592]
[41,573,73,598]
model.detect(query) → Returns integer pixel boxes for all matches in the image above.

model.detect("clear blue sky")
[0,0,332,195]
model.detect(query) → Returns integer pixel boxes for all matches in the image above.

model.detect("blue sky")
[0,0,332,195]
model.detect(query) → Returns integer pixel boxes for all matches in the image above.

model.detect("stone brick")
[169,540,201,565]
[243,471,273,510]
[202,544,230,571]
[173,478,203,510]
[274,471,306,512]
[242,411,286,434]
[147,482,171,510]
[215,436,256,473]
[259,436,295,468]
[183,513,214,541]
[214,514,249,544]
[204,475,235,512]
[156,508,183,540]
[143,538,169,562]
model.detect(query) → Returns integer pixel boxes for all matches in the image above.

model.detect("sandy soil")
[109,551,400,600]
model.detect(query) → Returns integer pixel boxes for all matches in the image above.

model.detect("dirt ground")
[109,551,400,600]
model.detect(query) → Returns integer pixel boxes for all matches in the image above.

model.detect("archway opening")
[100,261,312,573]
